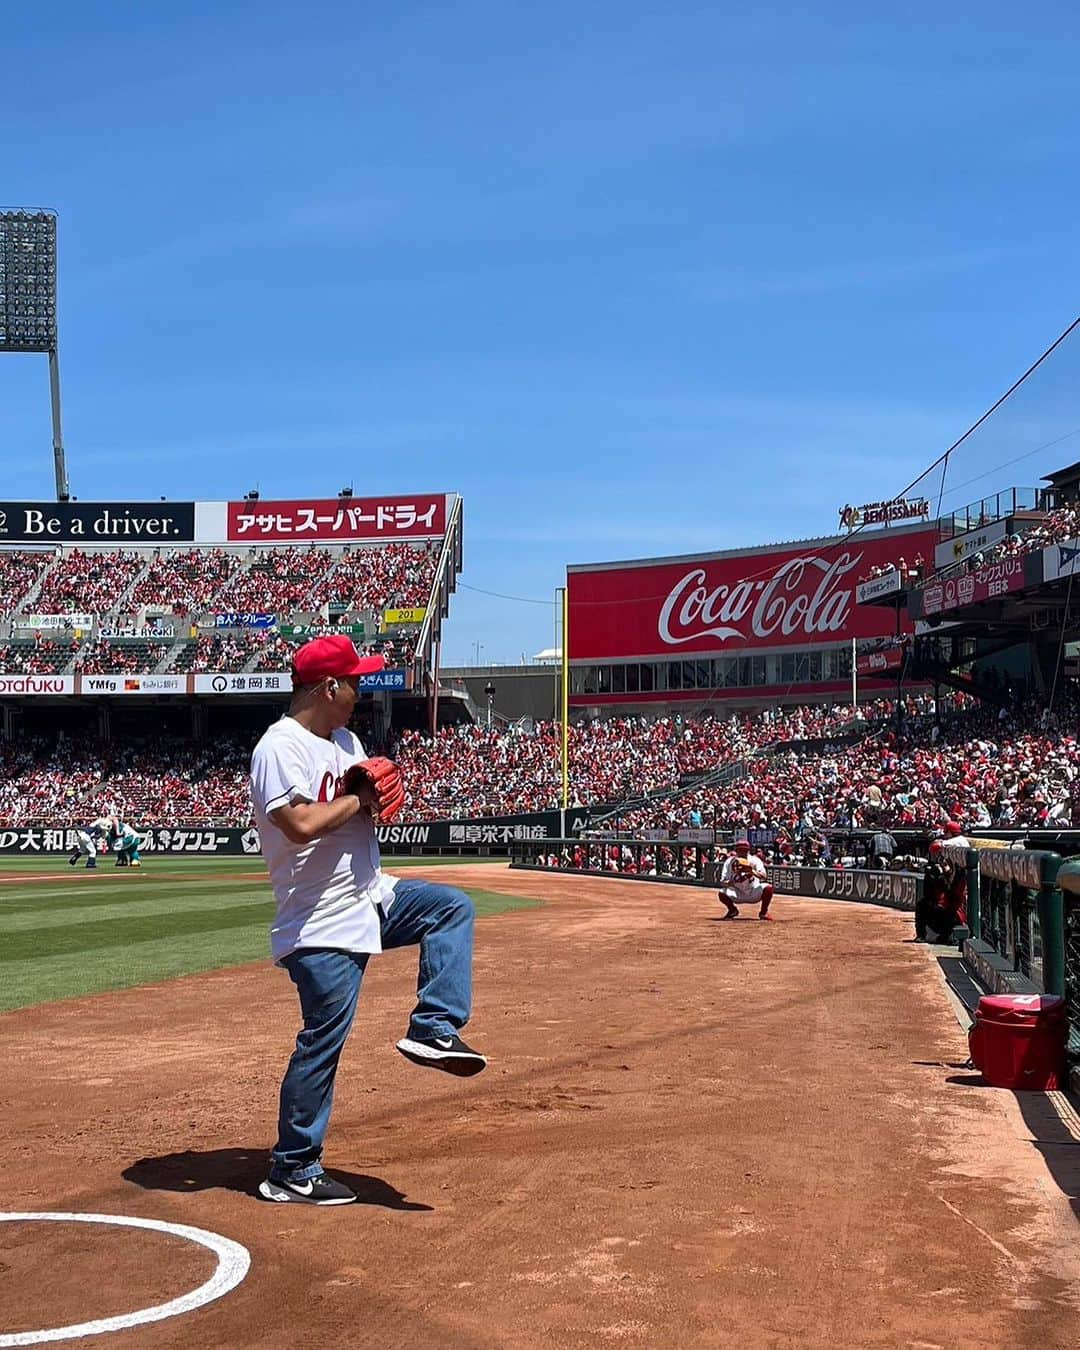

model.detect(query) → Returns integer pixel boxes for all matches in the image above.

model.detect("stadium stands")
[0,638,75,674]
[127,547,245,614]
[6,690,1072,833]
[32,549,146,615]
[0,551,51,614]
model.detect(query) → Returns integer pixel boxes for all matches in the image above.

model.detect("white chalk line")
[0,1212,250,1346]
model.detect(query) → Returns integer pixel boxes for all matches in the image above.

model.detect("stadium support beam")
[0,210,69,501]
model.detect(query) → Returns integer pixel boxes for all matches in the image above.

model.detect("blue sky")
[2,2,1079,663]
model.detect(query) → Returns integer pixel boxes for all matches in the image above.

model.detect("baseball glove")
[343,756,405,823]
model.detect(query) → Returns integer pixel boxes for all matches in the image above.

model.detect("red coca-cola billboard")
[568,528,940,660]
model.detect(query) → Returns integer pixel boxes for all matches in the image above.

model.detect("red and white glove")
[343,756,405,823]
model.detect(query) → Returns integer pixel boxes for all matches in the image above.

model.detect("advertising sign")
[839,499,929,530]
[359,669,409,691]
[224,495,445,543]
[855,642,905,675]
[79,674,186,696]
[934,520,1008,570]
[0,501,195,544]
[918,555,1033,617]
[280,623,365,639]
[99,623,177,639]
[383,607,427,626]
[0,496,450,548]
[568,528,940,661]
[193,673,291,695]
[764,864,920,909]
[214,613,276,629]
[0,674,74,696]
[21,613,94,630]
[676,827,715,844]
[0,808,597,855]
[855,572,901,605]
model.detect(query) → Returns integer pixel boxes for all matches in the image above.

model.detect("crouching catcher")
[718,840,774,920]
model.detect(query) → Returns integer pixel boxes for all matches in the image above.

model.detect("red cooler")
[968,994,1067,1090]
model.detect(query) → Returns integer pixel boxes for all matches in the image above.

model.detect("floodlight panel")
[0,210,57,352]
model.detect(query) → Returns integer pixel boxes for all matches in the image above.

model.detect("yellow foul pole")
[560,585,569,811]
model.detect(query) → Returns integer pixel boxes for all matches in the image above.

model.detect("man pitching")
[250,635,486,1207]
[718,840,774,920]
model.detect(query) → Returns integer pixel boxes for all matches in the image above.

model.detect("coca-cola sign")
[658,552,861,645]
[568,529,940,660]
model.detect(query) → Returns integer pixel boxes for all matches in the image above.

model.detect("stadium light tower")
[0,209,68,500]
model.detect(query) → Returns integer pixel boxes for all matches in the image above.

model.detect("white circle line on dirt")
[0,1212,250,1346]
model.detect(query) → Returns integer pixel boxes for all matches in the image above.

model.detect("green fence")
[1055,861,1080,1060]
[965,846,1065,999]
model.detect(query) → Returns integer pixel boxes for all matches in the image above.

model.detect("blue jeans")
[270,878,475,1182]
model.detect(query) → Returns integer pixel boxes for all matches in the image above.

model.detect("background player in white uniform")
[250,634,486,1207]
[68,817,110,869]
[718,839,775,920]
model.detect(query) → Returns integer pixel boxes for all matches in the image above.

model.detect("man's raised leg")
[381,877,486,1076]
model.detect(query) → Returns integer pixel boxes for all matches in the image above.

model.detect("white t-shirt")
[250,716,398,963]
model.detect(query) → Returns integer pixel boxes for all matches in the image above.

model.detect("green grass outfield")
[0,854,532,1014]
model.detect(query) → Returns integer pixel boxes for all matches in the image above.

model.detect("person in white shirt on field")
[718,839,775,921]
[250,635,486,1207]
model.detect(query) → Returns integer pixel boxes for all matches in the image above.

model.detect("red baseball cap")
[734,839,750,851]
[291,635,385,685]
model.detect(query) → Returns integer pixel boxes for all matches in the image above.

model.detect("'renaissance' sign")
[839,499,929,530]
[568,529,940,660]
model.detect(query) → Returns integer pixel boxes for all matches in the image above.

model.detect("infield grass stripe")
[0,900,277,963]
[0,889,271,932]
[0,879,273,914]
[0,886,537,1012]
[0,927,275,1012]
[0,854,508,876]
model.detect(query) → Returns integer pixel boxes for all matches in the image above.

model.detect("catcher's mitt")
[343,756,405,823]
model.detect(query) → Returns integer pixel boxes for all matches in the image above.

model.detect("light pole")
[484,680,495,731]
[0,210,67,499]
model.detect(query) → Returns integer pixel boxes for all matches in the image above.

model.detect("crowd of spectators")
[127,548,244,614]
[33,550,145,616]
[609,691,1080,837]
[0,734,255,828]
[0,735,118,826]
[390,701,898,820]
[173,634,254,673]
[216,547,337,613]
[0,551,51,614]
[0,539,441,622]
[4,688,1079,834]
[0,639,74,674]
[859,555,927,585]
[324,542,437,611]
[78,639,171,675]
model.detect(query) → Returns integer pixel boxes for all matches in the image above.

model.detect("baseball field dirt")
[3,864,1080,1348]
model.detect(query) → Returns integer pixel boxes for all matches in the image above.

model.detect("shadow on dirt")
[122,1147,434,1210]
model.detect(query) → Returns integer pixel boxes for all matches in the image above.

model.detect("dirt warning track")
[3,864,1079,1348]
